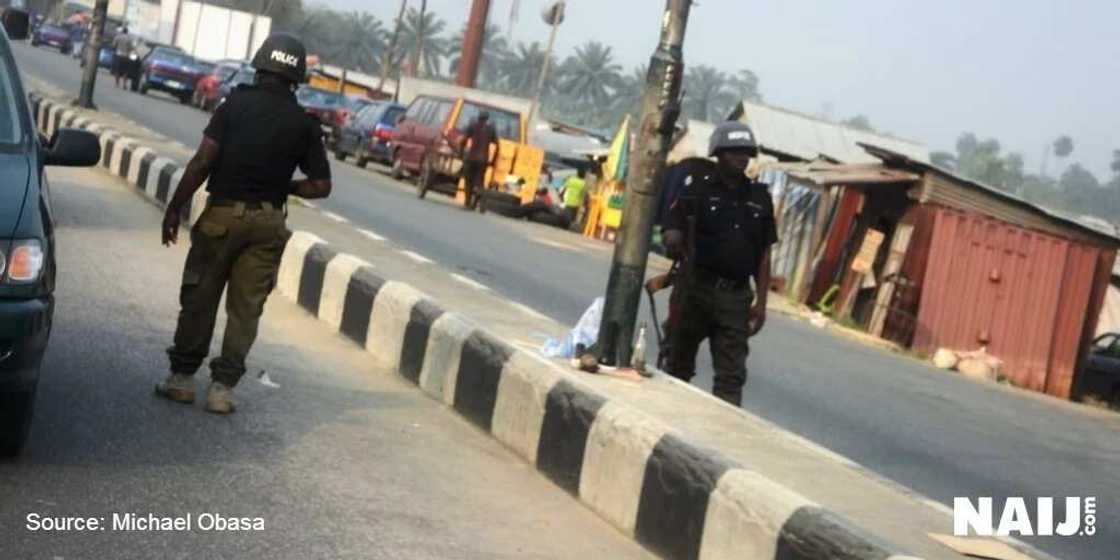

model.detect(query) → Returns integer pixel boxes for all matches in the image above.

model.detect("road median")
[30,90,1000,560]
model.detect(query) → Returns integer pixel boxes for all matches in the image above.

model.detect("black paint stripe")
[775,506,897,560]
[156,163,176,202]
[119,144,132,178]
[453,330,513,431]
[399,299,445,383]
[297,244,338,316]
[340,266,384,345]
[137,152,157,192]
[62,111,77,128]
[635,433,736,560]
[49,106,61,135]
[102,136,115,169]
[536,380,607,495]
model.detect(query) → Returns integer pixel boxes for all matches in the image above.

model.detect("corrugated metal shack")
[779,145,1120,400]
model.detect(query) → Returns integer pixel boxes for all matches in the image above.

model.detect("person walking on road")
[661,121,776,406]
[111,27,135,88]
[156,33,332,414]
[458,110,499,211]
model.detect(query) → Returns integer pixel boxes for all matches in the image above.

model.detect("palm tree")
[683,65,735,122]
[500,41,548,96]
[397,7,449,78]
[557,41,623,109]
[330,12,387,75]
[447,24,511,87]
[610,64,646,119]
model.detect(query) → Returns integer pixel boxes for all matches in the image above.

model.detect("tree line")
[264,3,762,131]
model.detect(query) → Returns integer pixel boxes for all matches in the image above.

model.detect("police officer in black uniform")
[155,33,332,414]
[662,121,776,405]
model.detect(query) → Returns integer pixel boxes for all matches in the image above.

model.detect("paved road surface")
[15,43,1119,559]
[0,165,652,559]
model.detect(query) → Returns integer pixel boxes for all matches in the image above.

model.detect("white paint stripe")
[366,281,424,371]
[450,273,489,291]
[491,350,562,464]
[357,228,385,242]
[419,313,475,405]
[302,200,318,209]
[321,210,349,223]
[399,250,433,265]
[145,157,176,196]
[531,236,575,251]
[699,469,818,560]
[510,301,550,322]
[318,253,370,329]
[277,232,325,300]
[581,401,670,536]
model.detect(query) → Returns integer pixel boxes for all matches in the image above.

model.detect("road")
[15,43,1120,559]
[0,165,652,559]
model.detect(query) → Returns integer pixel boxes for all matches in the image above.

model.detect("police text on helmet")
[270,50,299,67]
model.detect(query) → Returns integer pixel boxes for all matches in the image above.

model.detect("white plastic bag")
[541,297,604,359]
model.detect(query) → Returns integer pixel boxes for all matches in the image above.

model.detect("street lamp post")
[526,1,564,129]
[592,0,692,367]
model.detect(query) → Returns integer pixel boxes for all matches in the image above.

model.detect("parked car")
[137,47,201,103]
[30,22,72,54]
[192,60,244,111]
[214,66,255,106]
[1080,333,1120,409]
[0,9,102,456]
[333,102,407,167]
[390,94,537,206]
[296,85,345,138]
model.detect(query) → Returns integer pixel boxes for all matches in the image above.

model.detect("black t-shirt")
[664,162,778,281]
[203,83,330,204]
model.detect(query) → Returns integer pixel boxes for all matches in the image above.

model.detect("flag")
[603,115,630,182]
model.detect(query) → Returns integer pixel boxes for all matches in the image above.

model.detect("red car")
[192,60,245,111]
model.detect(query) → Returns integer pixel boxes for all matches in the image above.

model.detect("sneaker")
[205,382,236,415]
[154,373,196,404]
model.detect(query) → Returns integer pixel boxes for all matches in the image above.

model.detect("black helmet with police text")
[251,33,307,83]
[708,121,758,156]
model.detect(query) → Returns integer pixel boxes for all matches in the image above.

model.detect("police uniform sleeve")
[202,99,229,143]
[298,117,331,180]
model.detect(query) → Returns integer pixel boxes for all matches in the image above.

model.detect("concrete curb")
[30,92,922,560]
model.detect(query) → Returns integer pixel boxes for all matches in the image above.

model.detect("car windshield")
[217,66,239,81]
[346,98,370,111]
[154,51,193,66]
[297,88,343,108]
[382,106,405,125]
[232,69,255,85]
[456,103,521,141]
[0,41,25,146]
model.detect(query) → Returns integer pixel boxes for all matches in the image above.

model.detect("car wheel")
[179,93,191,105]
[356,156,369,169]
[390,151,405,180]
[139,74,149,94]
[0,384,38,458]
[334,147,347,162]
[417,156,434,199]
[61,43,72,55]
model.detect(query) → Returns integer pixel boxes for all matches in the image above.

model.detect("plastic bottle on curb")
[632,322,649,376]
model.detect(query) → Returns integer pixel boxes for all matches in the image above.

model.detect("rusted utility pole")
[593,0,692,367]
[456,0,491,87]
[378,0,407,94]
[77,0,109,109]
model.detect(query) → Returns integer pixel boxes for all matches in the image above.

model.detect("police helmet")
[708,121,758,157]
[251,33,307,84]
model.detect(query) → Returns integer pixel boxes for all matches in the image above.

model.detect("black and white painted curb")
[30,92,922,560]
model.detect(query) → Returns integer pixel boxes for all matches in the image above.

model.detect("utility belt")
[689,266,752,292]
[207,195,286,216]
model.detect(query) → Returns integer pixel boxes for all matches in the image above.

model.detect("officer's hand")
[748,305,766,337]
[663,230,684,258]
[162,210,180,246]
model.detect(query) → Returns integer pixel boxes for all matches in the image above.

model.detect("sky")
[318,0,1120,180]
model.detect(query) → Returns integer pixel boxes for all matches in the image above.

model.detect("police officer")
[661,121,776,405]
[155,33,332,414]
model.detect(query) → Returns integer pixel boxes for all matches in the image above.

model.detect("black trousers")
[665,275,752,406]
[462,160,486,208]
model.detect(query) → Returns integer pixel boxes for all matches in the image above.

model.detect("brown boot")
[204,382,236,415]
[154,373,196,404]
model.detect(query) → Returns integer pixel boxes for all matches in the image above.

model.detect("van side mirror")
[2,8,30,40]
[45,129,102,167]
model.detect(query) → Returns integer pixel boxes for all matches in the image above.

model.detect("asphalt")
[0,165,653,559]
[13,42,1120,559]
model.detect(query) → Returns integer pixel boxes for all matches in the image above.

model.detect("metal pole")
[456,0,491,88]
[526,16,559,130]
[378,0,407,94]
[77,0,109,109]
[593,0,691,367]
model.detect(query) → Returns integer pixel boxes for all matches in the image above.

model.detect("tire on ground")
[481,190,521,217]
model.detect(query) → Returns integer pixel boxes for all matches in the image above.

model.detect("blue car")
[333,101,407,167]
[30,23,72,54]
